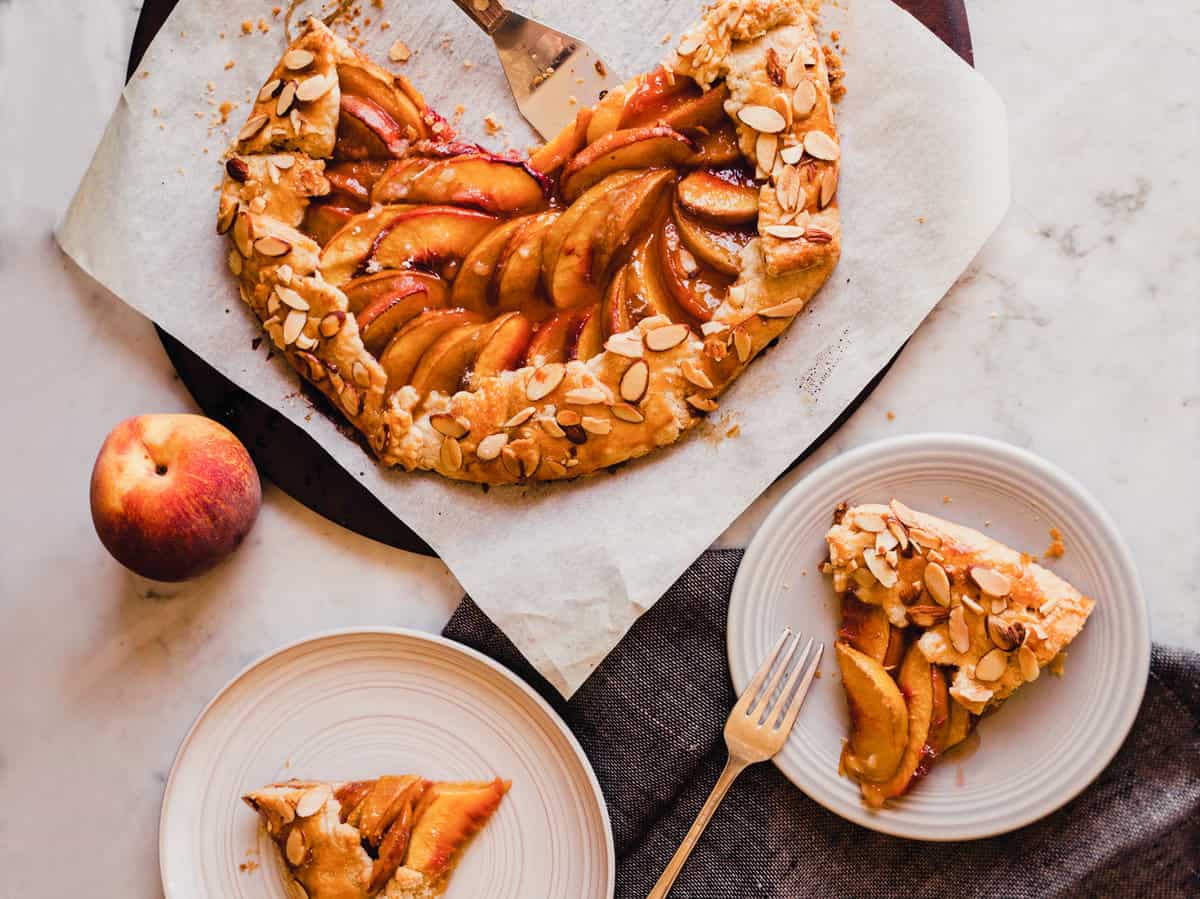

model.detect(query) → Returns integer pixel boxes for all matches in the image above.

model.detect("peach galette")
[217,0,840,484]
[244,775,509,898]
[825,501,1095,808]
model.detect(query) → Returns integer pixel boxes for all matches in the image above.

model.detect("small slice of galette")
[823,499,1095,808]
[244,775,509,898]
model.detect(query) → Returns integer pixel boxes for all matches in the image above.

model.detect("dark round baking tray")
[127,1,972,558]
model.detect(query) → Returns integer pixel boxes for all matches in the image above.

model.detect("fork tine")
[748,632,801,722]
[733,628,791,716]
[773,641,824,732]
[762,637,812,726]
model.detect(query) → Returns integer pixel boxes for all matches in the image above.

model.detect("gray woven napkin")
[444,549,1200,898]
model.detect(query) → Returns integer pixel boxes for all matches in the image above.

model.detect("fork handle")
[449,0,510,34]
[647,756,748,899]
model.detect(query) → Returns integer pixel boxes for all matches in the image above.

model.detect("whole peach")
[90,414,261,581]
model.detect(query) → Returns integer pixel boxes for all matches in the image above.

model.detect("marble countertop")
[1,0,1195,893]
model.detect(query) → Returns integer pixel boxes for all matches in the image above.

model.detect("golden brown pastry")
[244,775,509,898]
[218,0,840,484]
[824,500,1095,807]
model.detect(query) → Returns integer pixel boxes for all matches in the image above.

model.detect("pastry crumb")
[886,410,895,420]
[463,59,475,70]
[726,423,740,438]
[224,60,235,70]
[258,17,270,33]
[661,32,673,44]
[942,495,952,504]
[917,216,926,224]
[1044,527,1065,559]
[483,114,503,134]
[241,19,253,34]
[389,39,411,62]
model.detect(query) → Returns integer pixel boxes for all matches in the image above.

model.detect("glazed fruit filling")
[304,65,757,400]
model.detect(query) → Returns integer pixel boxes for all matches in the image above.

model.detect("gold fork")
[647,629,824,899]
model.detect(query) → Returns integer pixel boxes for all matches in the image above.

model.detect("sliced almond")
[737,105,786,134]
[855,512,887,533]
[476,432,508,461]
[755,131,778,173]
[285,827,307,866]
[283,49,315,70]
[974,648,1009,682]
[948,605,970,653]
[430,413,468,438]
[232,212,254,256]
[340,384,361,416]
[440,435,462,470]
[539,416,565,438]
[258,79,282,102]
[272,155,295,171]
[581,416,611,435]
[792,80,818,117]
[687,394,718,412]
[227,249,243,276]
[776,164,801,212]
[503,407,536,429]
[803,130,840,161]
[275,286,308,311]
[764,224,806,240]
[611,403,644,423]
[681,358,713,390]
[875,529,899,553]
[1018,644,1040,681]
[296,73,335,103]
[961,594,985,616]
[986,615,1015,650]
[785,50,807,88]
[540,458,567,478]
[887,519,909,552]
[290,108,303,134]
[923,561,951,607]
[863,549,898,589]
[700,321,729,336]
[779,144,805,165]
[759,297,806,318]
[255,236,292,257]
[971,566,1012,598]
[238,114,269,142]
[644,323,690,351]
[1038,597,1060,616]
[733,328,752,362]
[294,333,317,351]
[282,309,307,346]
[819,167,838,208]
[295,785,331,818]
[564,386,607,405]
[604,334,643,358]
[276,263,294,284]
[526,363,565,401]
[908,527,942,549]
[318,311,344,338]
[889,499,921,527]
[676,32,702,55]
[276,80,297,117]
[555,409,580,427]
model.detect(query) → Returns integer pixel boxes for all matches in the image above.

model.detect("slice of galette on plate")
[217,0,841,484]
[243,775,509,898]
[823,500,1095,808]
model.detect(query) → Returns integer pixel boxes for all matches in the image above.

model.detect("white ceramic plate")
[160,628,615,898]
[728,433,1149,840]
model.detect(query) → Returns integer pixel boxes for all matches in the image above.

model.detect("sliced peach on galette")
[219,0,841,483]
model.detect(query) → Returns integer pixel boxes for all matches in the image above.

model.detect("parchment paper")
[58,0,1008,696]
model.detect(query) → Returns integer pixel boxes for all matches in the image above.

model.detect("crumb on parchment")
[241,20,253,34]
[483,115,503,134]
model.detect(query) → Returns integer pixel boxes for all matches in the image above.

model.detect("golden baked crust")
[218,0,840,485]
[825,500,1096,807]
[244,776,509,899]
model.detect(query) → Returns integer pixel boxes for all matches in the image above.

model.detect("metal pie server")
[449,0,624,139]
